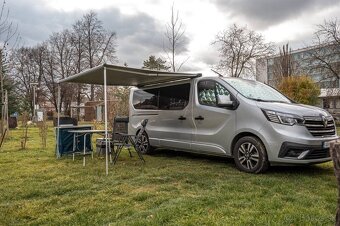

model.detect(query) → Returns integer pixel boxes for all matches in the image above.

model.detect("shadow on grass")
[149,148,334,176]
[268,164,334,175]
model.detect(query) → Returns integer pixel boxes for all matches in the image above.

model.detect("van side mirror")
[217,95,234,107]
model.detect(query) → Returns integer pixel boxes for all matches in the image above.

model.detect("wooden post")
[330,140,340,226]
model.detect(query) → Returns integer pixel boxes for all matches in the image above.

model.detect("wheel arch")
[231,132,266,155]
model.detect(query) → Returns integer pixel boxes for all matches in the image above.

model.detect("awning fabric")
[58,64,201,87]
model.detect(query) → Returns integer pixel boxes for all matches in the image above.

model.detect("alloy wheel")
[137,132,149,154]
[238,142,260,170]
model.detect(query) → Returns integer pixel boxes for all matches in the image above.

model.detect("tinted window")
[159,83,190,110]
[198,80,230,107]
[133,88,159,110]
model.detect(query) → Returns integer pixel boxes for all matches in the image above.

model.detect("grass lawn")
[0,122,338,225]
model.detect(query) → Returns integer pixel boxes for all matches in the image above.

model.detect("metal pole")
[4,90,8,132]
[30,82,38,121]
[104,67,108,175]
[56,84,61,158]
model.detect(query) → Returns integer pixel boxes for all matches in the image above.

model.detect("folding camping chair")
[96,116,132,162]
[112,119,147,165]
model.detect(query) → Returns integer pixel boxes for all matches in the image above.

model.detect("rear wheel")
[233,136,269,173]
[136,131,153,154]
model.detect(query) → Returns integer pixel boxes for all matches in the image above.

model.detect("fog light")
[297,150,310,160]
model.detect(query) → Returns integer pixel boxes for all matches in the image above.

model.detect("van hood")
[256,102,330,117]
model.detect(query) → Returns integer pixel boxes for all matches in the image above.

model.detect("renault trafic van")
[129,77,338,173]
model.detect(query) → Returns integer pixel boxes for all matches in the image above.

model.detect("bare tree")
[270,43,300,86]
[274,44,297,77]
[71,21,86,119]
[43,30,76,114]
[164,4,188,72]
[10,11,118,117]
[0,0,19,136]
[75,11,117,100]
[307,19,340,89]
[11,46,45,114]
[213,24,274,77]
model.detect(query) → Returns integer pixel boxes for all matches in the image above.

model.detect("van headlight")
[262,109,304,126]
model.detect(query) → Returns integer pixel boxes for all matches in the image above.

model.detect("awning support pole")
[104,67,109,175]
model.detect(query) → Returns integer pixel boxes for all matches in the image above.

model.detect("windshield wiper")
[248,98,289,103]
[248,98,271,102]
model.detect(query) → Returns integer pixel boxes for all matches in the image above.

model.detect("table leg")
[90,133,93,159]
[72,133,76,161]
[109,144,112,163]
[83,133,86,167]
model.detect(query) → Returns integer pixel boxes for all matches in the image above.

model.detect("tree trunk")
[90,84,94,101]
[330,140,340,226]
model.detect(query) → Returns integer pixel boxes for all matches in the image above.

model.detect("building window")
[323,99,330,109]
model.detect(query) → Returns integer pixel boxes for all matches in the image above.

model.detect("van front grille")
[303,116,336,137]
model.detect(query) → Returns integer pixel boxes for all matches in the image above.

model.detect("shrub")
[277,76,320,105]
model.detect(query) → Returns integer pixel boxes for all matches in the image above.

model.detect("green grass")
[0,123,338,225]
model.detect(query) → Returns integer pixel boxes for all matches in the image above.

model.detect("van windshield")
[223,78,291,103]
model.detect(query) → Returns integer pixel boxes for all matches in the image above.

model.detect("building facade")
[256,44,340,114]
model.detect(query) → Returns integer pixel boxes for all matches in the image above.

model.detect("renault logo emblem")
[321,115,328,128]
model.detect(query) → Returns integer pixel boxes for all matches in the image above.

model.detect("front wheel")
[136,131,154,154]
[233,136,269,173]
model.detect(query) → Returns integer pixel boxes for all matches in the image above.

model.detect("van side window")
[198,80,230,107]
[132,83,190,110]
[159,83,190,110]
[133,88,159,110]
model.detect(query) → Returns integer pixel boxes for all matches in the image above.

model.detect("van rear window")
[133,89,159,110]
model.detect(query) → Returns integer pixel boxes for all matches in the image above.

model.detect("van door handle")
[178,116,186,120]
[194,116,204,120]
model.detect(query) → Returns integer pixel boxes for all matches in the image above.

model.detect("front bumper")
[279,142,330,160]
[259,123,338,164]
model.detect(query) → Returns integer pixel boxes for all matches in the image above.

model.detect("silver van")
[129,77,338,173]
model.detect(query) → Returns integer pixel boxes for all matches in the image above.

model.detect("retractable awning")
[58,63,201,86]
[56,63,201,176]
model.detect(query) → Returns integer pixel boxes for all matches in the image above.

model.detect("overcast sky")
[6,0,340,73]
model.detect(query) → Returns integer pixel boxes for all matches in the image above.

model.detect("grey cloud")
[7,0,82,46]
[180,63,201,72]
[195,52,219,66]
[6,0,190,68]
[99,9,165,67]
[213,0,339,29]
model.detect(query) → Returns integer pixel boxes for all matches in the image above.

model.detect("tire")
[233,136,269,173]
[136,131,154,154]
